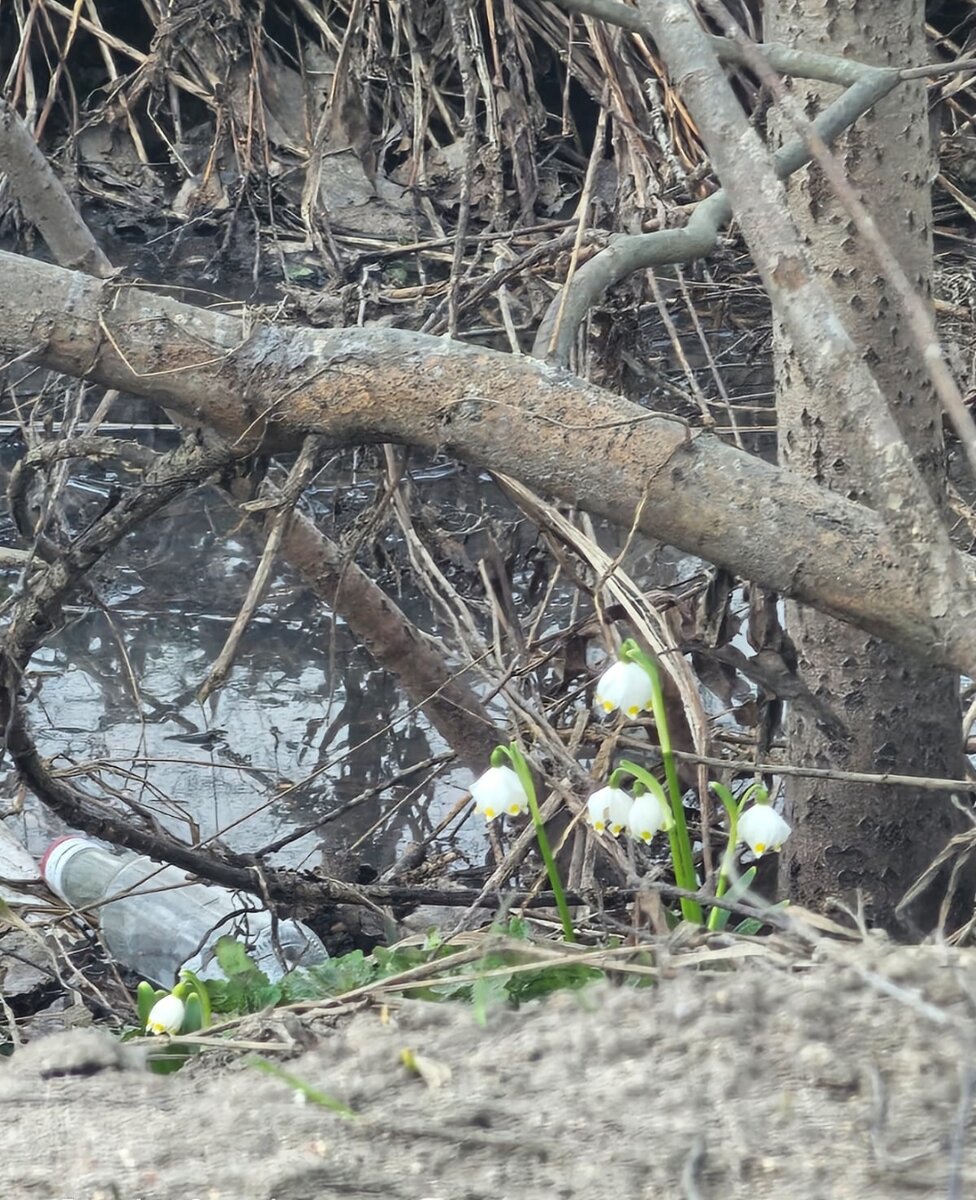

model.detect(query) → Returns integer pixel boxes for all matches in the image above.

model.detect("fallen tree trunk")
[1,248,974,673]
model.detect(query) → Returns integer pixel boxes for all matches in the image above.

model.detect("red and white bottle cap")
[41,835,95,902]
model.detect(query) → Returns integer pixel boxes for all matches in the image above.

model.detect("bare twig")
[197,435,325,703]
[667,748,976,795]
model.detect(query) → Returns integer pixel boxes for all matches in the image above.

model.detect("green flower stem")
[620,641,703,925]
[614,764,669,813]
[502,743,576,943]
[707,781,770,931]
[740,781,770,809]
[707,782,740,932]
[618,758,703,925]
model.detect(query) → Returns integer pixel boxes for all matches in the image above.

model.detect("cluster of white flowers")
[585,785,668,843]
[584,782,790,855]
[590,653,791,855]
[468,651,792,858]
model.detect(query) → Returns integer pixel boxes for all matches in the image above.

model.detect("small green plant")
[469,742,575,941]
[205,936,284,1012]
[135,967,212,1074]
[585,638,793,930]
[130,920,611,1072]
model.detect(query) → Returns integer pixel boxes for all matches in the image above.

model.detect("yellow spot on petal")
[600,700,614,713]
[754,843,766,853]
[593,821,606,833]
[625,706,640,718]
[507,803,522,815]
[484,807,497,819]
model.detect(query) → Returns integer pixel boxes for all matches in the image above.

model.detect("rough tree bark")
[767,0,965,927]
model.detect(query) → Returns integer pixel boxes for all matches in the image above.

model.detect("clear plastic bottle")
[42,835,329,987]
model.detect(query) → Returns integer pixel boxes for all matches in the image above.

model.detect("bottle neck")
[42,838,128,908]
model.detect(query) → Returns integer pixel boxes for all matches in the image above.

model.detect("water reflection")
[1,447,476,877]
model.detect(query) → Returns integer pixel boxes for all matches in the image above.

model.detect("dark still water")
[0,440,481,878]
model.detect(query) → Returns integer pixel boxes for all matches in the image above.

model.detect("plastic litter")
[42,835,328,987]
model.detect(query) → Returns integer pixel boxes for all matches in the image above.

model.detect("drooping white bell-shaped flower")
[594,660,654,719]
[585,786,634,836]
[146,993,186,1036]
[738,804,791,856]
[471,765,530,821]
[627,791,669,844]
[607,788,635,837]
[585,785,633,835]
[585,788,611,834]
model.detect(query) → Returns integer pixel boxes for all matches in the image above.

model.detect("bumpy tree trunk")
[768,0,964,928]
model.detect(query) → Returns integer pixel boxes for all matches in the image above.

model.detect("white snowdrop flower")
[584,786,621,834]
[470,765,529,821]
[607,788,634,837]
[585,785,634,837]
[585,789,609,834]
[146,994,185,1036]
[627,792,669,844]
[594,661,654,719]
[738,805,791,856]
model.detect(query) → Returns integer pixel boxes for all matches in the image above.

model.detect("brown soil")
[3,935,975,1199]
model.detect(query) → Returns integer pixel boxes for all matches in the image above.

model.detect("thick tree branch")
[0,249,974,672]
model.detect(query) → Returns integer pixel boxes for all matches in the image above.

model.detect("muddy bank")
[2,936,974,1199]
